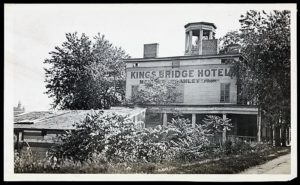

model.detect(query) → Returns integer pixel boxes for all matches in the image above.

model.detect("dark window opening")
[220,83,230,103]
[131,85,139,98]
[221,59,227,64]
[145,112,162,127]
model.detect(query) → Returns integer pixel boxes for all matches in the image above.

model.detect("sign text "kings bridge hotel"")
[130,67,233,84]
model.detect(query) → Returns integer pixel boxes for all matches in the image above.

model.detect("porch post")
[21,131,24,141]
[222,113,227,143]
[185,32,188,53]
[188,30,193,54]
[16,132,19,152]
[17,131,22,152]
[257,110,262,142]
[163,113,168,126]
[192,113,196,128]
[209,31,213,40]
[199,29,203,55]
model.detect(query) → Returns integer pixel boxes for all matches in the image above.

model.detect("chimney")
[143,43,159,58]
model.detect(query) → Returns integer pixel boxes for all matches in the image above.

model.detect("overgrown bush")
[224,140,233,155]
[15,145,44,173]
[231,140,253,154]
[46,112,214,165]
[202,115,232,147]
[48,110,138,164]
[223,139,260,155]
[15,147,109,173]
[16,112,275,173]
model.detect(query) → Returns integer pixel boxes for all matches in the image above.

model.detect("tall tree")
[44,32,129,110]
[130,76,182,106]
[129,76,182,126]
[220,10,290,146]
[218,30,242,54]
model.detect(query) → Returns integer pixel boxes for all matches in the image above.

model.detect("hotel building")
[124,22,264,142]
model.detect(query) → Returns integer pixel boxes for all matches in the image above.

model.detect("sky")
[5,3,296,111]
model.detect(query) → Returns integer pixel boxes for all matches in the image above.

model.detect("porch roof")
[146,104,259,115]
[14,107,146,131]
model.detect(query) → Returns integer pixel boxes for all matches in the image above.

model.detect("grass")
[15,145,290,174]
[157,147,290,174]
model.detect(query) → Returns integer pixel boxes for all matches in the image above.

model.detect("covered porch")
[145,105,261,142]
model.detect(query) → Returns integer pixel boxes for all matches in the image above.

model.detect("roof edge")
[184,22,217,29]
[124,53,242,63]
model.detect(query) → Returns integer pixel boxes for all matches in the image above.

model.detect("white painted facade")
[123,22,261,142]
[125,55,239,105]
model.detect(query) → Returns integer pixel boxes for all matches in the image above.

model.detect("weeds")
[14,112,289,173]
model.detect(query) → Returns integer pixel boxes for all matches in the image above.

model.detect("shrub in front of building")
[14,112,287,173]
[15,112,215,172]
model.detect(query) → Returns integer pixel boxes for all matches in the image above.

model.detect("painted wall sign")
[140,79,220,84]
[130,68,232,79]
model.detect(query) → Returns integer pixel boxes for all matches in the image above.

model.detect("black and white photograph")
[4,3,297,181]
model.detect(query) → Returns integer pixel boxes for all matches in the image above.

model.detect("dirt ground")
[240,153,291,174]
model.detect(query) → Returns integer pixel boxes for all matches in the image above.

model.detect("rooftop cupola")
[184,22,218,56]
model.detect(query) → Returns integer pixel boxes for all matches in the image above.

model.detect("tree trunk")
[265,126,269,143]
[274,125,281,146]
[284,111,290,146]
[281,125,287,147]
[286,126,290,145]
[113,75,116,105]
[269,126,273,146]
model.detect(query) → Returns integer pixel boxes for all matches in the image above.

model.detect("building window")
[172,60,180,68]
[220,83,230,103]
[131,85,139,98]
[221,59,227,64]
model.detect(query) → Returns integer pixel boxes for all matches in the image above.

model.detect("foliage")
[48,111,138,163]
[129,76,182,106]
[15,145,41,173]
[201,115,232,147]
[202,115,232,135]
[218,31,242,54]
[15,147,109,173]
[132,118,211,163]
[47,112,213,166]
[15,141,290,174]
[223,139,253,155]
[44,32,129,110]
[15,112,289,173]
[165,145,290,174]
[219,10,291,146]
